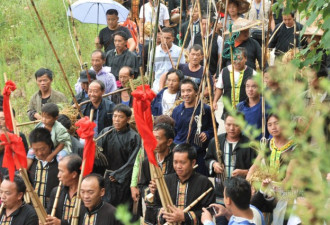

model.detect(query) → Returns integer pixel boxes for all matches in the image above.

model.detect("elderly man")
[0,175,38,225]
[112,66,134,107]
[79,174,119,225]
[95,9,135,52]
[27,68,68,121]
[75,50,117,96]
[154,143,215,225]
[45,154,82,225]
[222,18,263,71]
[105,31,139,80]
[80,80,115,136]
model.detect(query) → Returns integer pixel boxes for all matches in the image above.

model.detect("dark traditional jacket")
[97,125,141,206]
[205,133,256,197]
[138,151,175,224]
[0,203,38,225]
[81,98,115,135]
[28,159,59,208]
[154,172,215,225]
[79,201,119,225]
[47,186,81,225]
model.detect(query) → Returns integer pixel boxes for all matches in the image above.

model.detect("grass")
[0,0,107,132]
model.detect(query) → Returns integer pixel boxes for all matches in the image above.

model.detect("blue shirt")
[236,98,269,140]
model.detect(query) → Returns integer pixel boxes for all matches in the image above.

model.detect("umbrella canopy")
[67,0,129,25]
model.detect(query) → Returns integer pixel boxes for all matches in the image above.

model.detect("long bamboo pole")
[229,22,236,109]
[67,0,83,67]
[183,187,213,212]
[29,0,83,118]
[148,0,161,87]
[261,0,266,140]
[176,1,198,69]
[51,181,62,217]
[16,120,40,127]
[218,0,230,72]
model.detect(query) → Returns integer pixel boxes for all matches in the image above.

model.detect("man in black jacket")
[205,113,256,199]
[204,113,256,225]
[138,123,176,225]
[0,175,38,225]
[80,80,115,136]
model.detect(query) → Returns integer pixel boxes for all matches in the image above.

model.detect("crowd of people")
[0,0,329,224]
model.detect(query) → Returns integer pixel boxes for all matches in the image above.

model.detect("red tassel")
[131,85,158,166]
[0,133,27,181]
[2,81,16,132]
[75,117,96,176]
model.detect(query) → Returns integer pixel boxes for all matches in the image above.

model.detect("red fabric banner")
[0,132,27,181]
[75,117,96,176]
[131,85,158,166]
[2,81,16,132]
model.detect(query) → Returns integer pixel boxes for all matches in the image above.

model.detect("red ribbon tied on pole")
[2,81,16,132]
[0,132,27,181]
[75,117,96,176]
[131,85,158,166]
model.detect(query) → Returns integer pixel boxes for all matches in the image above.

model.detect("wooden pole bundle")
[51,181,62,217]
[20,168,48,223]
[29,0,83,118]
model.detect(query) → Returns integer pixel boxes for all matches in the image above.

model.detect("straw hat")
[217,0,251,15]
[224,18,261,34]
[298,26,324,36]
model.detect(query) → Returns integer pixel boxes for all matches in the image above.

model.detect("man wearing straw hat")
[44,154,82,225]
[154,143,215,225]
[0,175,38,225]
[222,18,263,71]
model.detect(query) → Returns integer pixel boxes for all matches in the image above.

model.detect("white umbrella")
[67,0,129,25]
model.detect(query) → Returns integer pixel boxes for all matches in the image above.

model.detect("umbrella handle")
[97,3,99,34]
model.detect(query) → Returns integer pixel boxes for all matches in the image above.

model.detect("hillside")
[0,0,104,131]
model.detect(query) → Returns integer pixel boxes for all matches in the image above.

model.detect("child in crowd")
[27,103,72,168]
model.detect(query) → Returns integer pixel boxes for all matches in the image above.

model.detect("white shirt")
[161,89,177,115]
[230,205,265,225]
[139,3,170,26]
[216,66,256,89]
[151,44,185,93]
